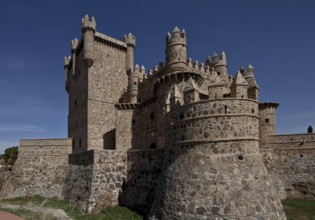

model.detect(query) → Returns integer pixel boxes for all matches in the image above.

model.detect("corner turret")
[124,33,136,73]
[70,38,79,76]
[208,68,225,100]
[64,56,71,93]
[211,52,219,63]
[165,27,187,73]
[259,102,279,148]
[183,77,200,104]
[127,64,140,103]
[81,15,96,68]
[242,64,259,100]
[213,51,228,82]
[170,85,183,110]
[231,71,249,98]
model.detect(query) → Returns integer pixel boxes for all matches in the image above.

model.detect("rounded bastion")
[149,98,287,220]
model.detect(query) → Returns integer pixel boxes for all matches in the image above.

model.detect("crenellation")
[81,15,96,33]
[71,38,79,52]
[153,65,159,74]
[5,16,315,220]
[212,51,219,63]
[158,61,164,71]
[95,33,127,51]
[186,58,192,68]
[198,62,204,71]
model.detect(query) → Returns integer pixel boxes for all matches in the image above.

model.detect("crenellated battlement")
[123,33,136,47]
[166,27,186,46]
[81,14,96,33]
[71,38,79,52]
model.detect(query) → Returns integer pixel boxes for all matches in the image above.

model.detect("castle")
[2,15,315,220]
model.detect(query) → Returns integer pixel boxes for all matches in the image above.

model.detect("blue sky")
[0,0,315,153]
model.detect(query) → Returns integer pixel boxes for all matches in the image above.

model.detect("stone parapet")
[268,133,315,144]
[165,99,259,145]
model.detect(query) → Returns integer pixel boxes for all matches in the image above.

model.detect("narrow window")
[224,106,227,114]
[180,113,184,119]
[217,72,221,76]
[72,139,75,150]
[265,118,270,123]
[76,120,79,129]
[150,112,155,120]
[74,99,77,106]
[79,138,82,148]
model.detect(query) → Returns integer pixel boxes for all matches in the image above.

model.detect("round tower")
[149,98,286,219]
[244,64,259,100]
[165,27,187,73]
[127,64,140,103]
[123,33,136,73]
[212,51,228,82]
[259,102,279,148]
[81,15,96,68]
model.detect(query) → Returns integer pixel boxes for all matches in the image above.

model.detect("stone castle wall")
[166,99,259,144]
[262,133,315,199]
[148,99,287,220]
[63,149,127,213]
[115,109,134,150]
[1,139,72,198]
[133,102,160,150]
[119,149,164,215]
[67,41,88,153]
[62,147,165,215]
[87,35,128,150]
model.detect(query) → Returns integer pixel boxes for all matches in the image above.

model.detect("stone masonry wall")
[87,35,128,150]
[133,102,159,150]
[68,43,88,153]
[166,99,259,144]
[63,150,94,212]
[148,99,287,220]
[63,149,127,213]
[262,133,315,199]
[115,109,134,151]
[150,141,286,220]
[119,149,164,216]
[1,139,72,198]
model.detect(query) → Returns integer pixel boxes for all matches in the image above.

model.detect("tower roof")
[171,85,182,98]
[235,71,248,86]
[248,64,254,69]
[184,77,198,91]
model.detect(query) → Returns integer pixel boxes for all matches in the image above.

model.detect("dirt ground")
[0,211,25,220]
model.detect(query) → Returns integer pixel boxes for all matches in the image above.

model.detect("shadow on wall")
[103,129,115,150]
[118,148,164,218]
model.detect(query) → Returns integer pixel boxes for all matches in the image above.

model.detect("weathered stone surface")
[1,139,72,199]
